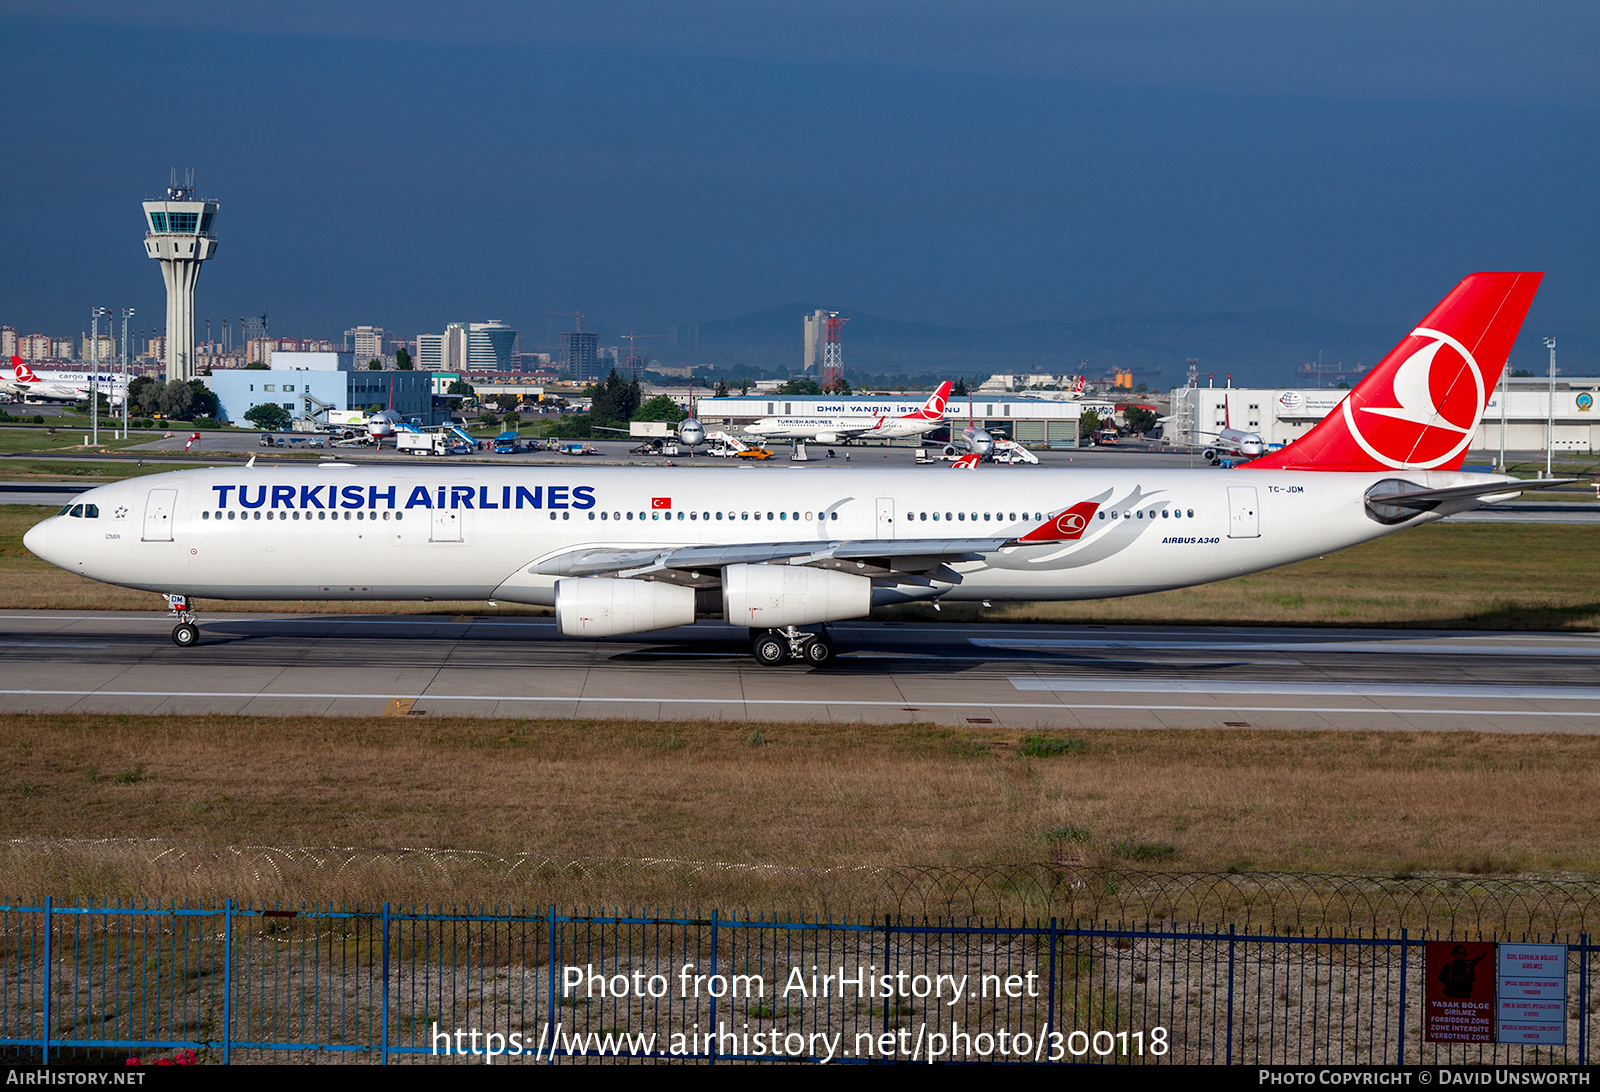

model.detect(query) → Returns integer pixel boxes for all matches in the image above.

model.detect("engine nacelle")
[814,432,839,444]
[555,577,696,637]
[722,563,872,628]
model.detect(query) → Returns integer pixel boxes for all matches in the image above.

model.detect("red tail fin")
[13,359,37,383]
[1252,272,1541,471]
[905,381,952,421]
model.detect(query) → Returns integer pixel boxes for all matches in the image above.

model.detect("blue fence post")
[708,910,719,1065]
[41,896,51,1066]
[1225,923,1236,1065]
[223,898,232,1065]
[1397,928,1408,1066]
[380,902,391,1065]
[1580,933,1589,1065]
[1046,917,1058,1062]
[545,905,558,1065]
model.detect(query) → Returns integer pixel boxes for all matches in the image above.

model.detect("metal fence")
[1,898,1593,1064]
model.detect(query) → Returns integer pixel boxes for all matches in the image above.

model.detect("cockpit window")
[68,505,84,518]
[83,504,99,518]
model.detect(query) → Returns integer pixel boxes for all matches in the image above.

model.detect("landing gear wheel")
[803,638,835,666]
[172,623,199,648]
[752,632,789,666]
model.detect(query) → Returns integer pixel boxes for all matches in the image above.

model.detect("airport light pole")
[90,306,108,447]
[1497,351,1508,472]
[1544,336,1556,478]
[120,307,134,437]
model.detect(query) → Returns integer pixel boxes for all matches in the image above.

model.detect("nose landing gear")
[750,625,836,667]
[164,593,199,648]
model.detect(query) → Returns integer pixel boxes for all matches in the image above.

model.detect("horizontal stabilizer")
[1364,476,1577,524]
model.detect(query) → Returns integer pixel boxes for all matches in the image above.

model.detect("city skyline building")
[563,330,599,381]
[468,320,515,371]
[141,171,218,382]
[343,325,387,363]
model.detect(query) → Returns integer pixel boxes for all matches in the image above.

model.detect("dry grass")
[4,503,1600,625]
[3,715,1599,909]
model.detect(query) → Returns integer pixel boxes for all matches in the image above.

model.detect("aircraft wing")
[535,537,1013,583]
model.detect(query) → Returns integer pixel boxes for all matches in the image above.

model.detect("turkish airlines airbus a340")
[24,273,1555,664]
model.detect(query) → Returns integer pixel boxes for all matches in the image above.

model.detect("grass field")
[0,425,149,455]
[11,504,1593,626]
[3,715,1597,909]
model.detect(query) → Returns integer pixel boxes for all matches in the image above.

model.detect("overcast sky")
[3,1,1596,354]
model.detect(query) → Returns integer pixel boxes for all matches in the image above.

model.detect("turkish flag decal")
[651,497,672,509]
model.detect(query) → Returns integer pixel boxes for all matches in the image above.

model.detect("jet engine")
[721,563,872,628]
[555,577,696,637]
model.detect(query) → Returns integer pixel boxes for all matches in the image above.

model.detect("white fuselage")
[24,464,1495,611]
[1,370,128,406]
[743,415,941,443]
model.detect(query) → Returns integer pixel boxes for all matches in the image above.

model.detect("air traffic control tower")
[141,173,218,382]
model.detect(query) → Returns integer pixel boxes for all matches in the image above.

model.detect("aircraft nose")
[22,519,49,562]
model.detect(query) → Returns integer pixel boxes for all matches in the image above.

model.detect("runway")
[1,611,1597,732]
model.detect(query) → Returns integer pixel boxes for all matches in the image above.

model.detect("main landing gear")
[750,625,836,667]
[164,593,199,648]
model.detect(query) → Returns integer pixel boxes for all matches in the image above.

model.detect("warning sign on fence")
[1424,941,1495,1043]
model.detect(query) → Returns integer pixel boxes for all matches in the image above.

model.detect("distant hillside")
[676,303,1407,388]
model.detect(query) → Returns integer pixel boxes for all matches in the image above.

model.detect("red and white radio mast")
[823,310,849,391]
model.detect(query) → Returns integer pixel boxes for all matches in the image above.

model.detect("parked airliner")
[742,382,952,445]
[2,357,128,406]
[24,273,1555,665]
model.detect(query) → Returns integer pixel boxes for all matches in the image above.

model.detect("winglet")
[1014,500,1100,542]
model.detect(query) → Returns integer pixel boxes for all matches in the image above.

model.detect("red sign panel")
[1425,941,1496,1043]
[651,497,672,510]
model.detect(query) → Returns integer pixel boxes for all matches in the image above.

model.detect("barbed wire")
[5,838,1597,934]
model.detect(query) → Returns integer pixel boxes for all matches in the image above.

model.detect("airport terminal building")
[208,352,437,427]
[695,394,1084,445]
[1167,378,1600,454]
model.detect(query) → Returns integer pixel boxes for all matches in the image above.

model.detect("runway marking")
[1,688,1599,719]
[0,642,110,648]
[1010,678,1600,700]
[975,638,1600,657]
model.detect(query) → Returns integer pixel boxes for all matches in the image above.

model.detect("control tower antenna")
[142,169,218,382]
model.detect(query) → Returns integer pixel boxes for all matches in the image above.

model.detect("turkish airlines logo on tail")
[12,359,37,383]
[906,381,952,421]
[1345,326,1483,469]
